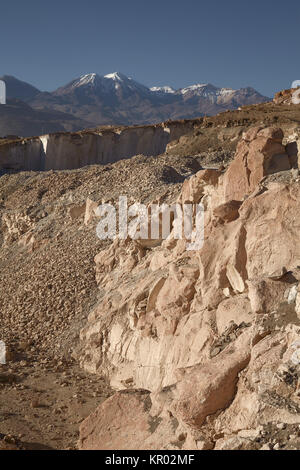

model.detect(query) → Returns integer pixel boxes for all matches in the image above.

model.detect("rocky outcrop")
[0,138,45,172]
[273,88,299,105]
[224,127,290,201]
[0,120,196,172]
[0,434,24,450]
[79,390,181,450]
[285,128,300,169]
[78,126,300,450]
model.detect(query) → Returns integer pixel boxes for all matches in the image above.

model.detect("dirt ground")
[0,352,112,450]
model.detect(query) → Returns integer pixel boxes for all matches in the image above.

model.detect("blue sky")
[1,0,299,97]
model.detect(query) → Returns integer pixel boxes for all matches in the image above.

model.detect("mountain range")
[0,73,270,137]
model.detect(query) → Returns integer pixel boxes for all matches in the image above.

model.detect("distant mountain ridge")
[0,73,270,136]
[1,75,41,101]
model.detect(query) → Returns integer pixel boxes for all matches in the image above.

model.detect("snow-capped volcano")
[57,71,151,97]
[2,73,269,129]
[54,72,267,108]
[70,72,133,92]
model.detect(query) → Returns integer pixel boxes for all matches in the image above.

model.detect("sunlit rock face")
[0,120,195,171]
[78,127,300,450]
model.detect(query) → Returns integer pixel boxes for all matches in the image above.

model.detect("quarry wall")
[0,121,196,171]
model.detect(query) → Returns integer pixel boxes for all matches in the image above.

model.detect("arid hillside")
[0,92,299,450]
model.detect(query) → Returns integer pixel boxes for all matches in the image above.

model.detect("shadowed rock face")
[78,126,300,450]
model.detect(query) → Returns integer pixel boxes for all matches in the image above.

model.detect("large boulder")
[224,127,290,202]
[78,390,184,450]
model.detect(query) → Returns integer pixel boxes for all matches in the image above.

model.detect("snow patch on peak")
[150,86,175,94]
[104,72,130,82]
[73,73,99,88]
[180,83,209,95]
[218,88,236,96]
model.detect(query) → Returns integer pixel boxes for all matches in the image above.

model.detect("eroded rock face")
[214,326,300,434]
[224,127,290,202]
[171,328,252,428]
[78,126,300,450]
[0,121,195,172]
[240,183,300,280]
[285,128,300,169]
